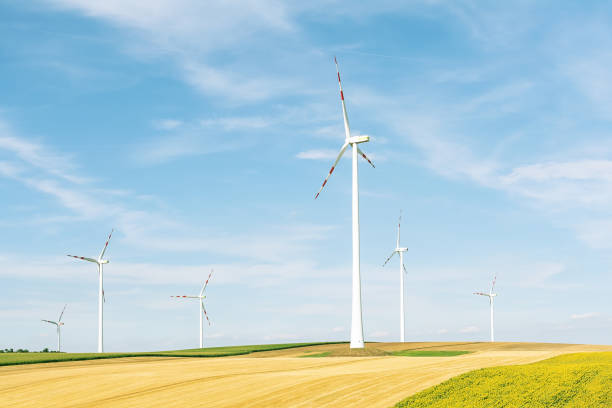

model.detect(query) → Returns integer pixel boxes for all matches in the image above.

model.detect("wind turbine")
[171,270,213,348]
[314,57,375,349]
[67,229,113,353]
[382,211,409,342]
[41,304,67,352]
[474,276,497,342]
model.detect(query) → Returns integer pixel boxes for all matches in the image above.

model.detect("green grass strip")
[299,352,331,358]
[391,350,471,357]
[394,352,612,408]
[0,342,346,367]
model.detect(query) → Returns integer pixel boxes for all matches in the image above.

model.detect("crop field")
[2,342,611,408]
[396,351,612,407]
[0,342,338,366]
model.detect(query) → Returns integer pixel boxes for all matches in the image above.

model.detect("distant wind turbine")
[67,229,113,353]
[171,270,213,348]
[314,57,375,349]
[382,211,409,342]
[474,276,497,342]
[41,304,67,352]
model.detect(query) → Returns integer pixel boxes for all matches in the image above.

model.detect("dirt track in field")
[3,342,611,408]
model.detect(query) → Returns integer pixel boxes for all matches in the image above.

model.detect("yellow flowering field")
[395,352,612,407]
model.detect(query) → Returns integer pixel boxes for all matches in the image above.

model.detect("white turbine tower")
[67,229,113,353]
[41,304,67,352]
[474,276,497,342]
[171,270,213,348]
[315,57,375,349]
[382,211,409,342]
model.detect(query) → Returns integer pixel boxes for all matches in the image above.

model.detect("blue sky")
[1,1,612,352]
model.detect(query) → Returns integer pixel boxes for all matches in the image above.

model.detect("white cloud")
[200,116,272,131]
[153,119,183,130]
[181,62,297,103]
[0,120,88,184]
[296,149,340,160]
[332,326,345,333]
[43,0,297,103]
[459,325,479,333]
[570,312,600,320]
[500,160,612,207]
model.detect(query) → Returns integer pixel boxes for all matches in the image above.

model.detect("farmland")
[396,351,612,407]
[2,342,612,407]
[0,342,339,366]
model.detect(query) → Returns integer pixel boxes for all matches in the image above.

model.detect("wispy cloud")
[296,149,339,160]
[459,325,479,333]
[44,0,298,103]
[570,312,600,320]
[153,119,183,130]
[0,120,88,184]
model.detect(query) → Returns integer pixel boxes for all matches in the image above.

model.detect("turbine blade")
[67,255,98,263]
[397,211,402,248]
[202,301,211,326]
[103,289,106,304]
[171,295,199,298]
[490,275,497,294]
[357,147,375,168]
[314,142,349,199]
[58,304,67,322]
[201,269,213,295]
[382,251,397,266]
[99,229,114,260]
[334,56,352,140]
[403,263,408,274]
[473,292,489,296]
[41,319,57,325]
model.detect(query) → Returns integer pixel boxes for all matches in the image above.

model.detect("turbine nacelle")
[396,247,409,252]
[348,135,369,144]
[99,259,109,264]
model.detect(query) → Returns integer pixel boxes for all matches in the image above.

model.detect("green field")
[0,342,342,366]
[395,352,612,407]
[299,352,332,358]
[390,350,471,357]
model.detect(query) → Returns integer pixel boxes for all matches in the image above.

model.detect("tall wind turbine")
[68,229,113,353]
[171,270,213,348]
[474,276,497,342]
[315,57,375,349]
[382,211,409,342]
[41,304,67,352]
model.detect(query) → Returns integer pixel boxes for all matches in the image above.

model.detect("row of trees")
[1,348,58,353]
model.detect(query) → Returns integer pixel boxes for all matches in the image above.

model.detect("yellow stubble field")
[3,342,611,408]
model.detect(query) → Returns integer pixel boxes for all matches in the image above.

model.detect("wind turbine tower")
[171,270,213,348]
[41,304,67,352]
[314,57,375,349]
[68,230,113,353]
[474,276,497,342]
[382,211,409,342]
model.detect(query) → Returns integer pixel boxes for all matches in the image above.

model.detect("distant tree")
[42,348,49,353]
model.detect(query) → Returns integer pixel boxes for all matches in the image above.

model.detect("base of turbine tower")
[350,340,365,349]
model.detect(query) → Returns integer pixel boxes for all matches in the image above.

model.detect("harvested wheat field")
[2,342,611,408]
